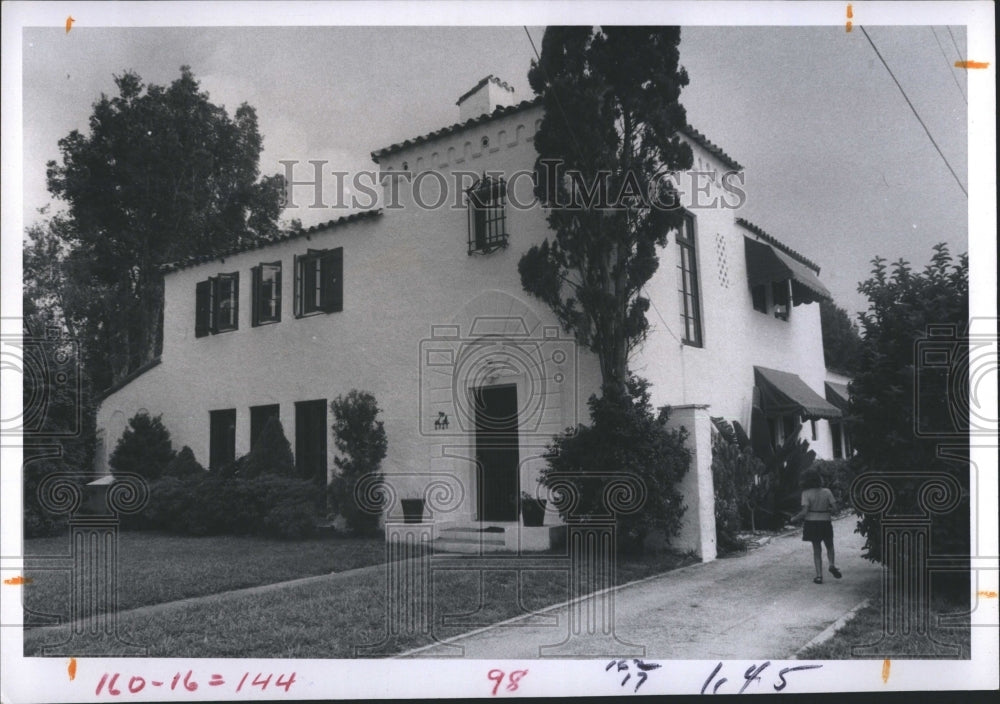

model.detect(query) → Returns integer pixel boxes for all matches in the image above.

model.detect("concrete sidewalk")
[402,515,880,659]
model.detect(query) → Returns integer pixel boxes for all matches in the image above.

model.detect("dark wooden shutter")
[273,264,282,322]
[231,271,239,329]
[321,248,343,313]
[293,254,302,317]
[251,265,261,327]
[208,276,219,333]
[195,280,211,337]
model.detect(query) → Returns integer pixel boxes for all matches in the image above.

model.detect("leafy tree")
[820,299,862,373]
[42,66,286,389]
[242,418,295,477]
[541,377,690,555]
[109,412,175,480]
[850,243,969,592]
[328,391,388,533]
[519,26,694,396]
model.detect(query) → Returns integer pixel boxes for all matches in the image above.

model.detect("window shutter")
[274,264,282,322]
[293,254,302,317]
[231,271,240,329]
[322,248,343,313]
[208,276,219,333]
[251,265,260,327]
[195,280,211,337]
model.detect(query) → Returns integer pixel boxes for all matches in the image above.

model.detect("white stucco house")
[94,76,845,561]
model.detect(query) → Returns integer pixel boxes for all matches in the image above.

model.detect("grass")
[22,530,387,622]
[23,544,696,658]
[797,593,971,660]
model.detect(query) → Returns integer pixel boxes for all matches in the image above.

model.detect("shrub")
[136,473,318,539]
[851,244,969,595]
[163,446,205,478]
[23,457,71,537]
[711,429,769,553]
[328,390,388,534]
[109,412,175,480]
[242,418,295,477]
[541,376,690,555]
[263,500,318,540]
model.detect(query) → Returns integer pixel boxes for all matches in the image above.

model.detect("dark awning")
[825,381,850,411]
[754,366,842,420]
[744,237,832,305]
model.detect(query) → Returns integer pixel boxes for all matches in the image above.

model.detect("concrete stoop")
[427,522,567,554]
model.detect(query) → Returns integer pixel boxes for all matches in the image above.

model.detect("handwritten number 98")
[488,669,528,696]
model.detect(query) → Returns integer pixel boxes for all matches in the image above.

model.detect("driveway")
[402,515,881,659]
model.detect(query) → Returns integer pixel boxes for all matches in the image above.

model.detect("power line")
[946,26,964,63]
[930,26,967,104]
[859,26,967,198]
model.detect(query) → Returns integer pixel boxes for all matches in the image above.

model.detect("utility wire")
[930,26,967,104]
[946,26,965,63]
[859,26,967,198]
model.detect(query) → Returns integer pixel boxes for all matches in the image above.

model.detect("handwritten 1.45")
[94,670,296,696]
[701,661,822,694]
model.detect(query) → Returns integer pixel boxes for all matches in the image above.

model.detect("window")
[294,248,343,317]
[195,272,239,337]
[772,280,790,321]
[250,403,280,449]
[831,421,844,459]
[675,212,703,346]
[295,399,327,484]
[252,262,281,326]
[751,284,768,314]
[467,175,508,254]
[209,409,236,470]
[810,419,817,441]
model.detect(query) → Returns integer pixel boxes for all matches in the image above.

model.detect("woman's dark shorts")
[802,520,833,545]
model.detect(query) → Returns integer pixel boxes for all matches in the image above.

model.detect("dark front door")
[474,384,519,522]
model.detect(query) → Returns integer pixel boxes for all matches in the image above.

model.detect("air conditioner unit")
[774,304,788,317]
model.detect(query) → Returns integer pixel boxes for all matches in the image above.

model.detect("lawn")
[22,530,387,623]
[796,594,971,660]
[23,542,695,658]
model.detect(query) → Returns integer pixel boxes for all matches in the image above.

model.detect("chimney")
[456,75,516,122]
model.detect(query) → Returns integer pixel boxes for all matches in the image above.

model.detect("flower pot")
[401,498,425,524]
[521,498,547,527]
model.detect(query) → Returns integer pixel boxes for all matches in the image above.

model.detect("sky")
[15,13,981,318]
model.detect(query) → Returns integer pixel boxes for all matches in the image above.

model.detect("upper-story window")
[294,247,343,317]
[751,284,768,313]
[467,175,508,254]
[251,262,282,326]
[772,280,791,321]
[195,272,239,337]
[675,212,703,347]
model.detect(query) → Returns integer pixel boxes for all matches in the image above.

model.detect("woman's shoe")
[813,576,823,584]
[829,566,842,579]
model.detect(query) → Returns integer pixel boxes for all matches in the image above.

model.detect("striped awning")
[825,381,850,411]
[754,366,843,420]
[744,237,832,305]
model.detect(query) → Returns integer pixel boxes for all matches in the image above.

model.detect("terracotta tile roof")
[680,124,744,172]
[736,217,823,274]
[371,95,744,172]
[159,209,383,273]
[456,75,514,105]
[371,98,542,163]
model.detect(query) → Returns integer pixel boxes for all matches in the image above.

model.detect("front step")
[434,526,508,554]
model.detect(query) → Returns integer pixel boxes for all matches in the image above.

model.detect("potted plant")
[520,491,547,527]
[401,497,425,524]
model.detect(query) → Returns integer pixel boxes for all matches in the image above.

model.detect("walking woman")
[790,467,842,584]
